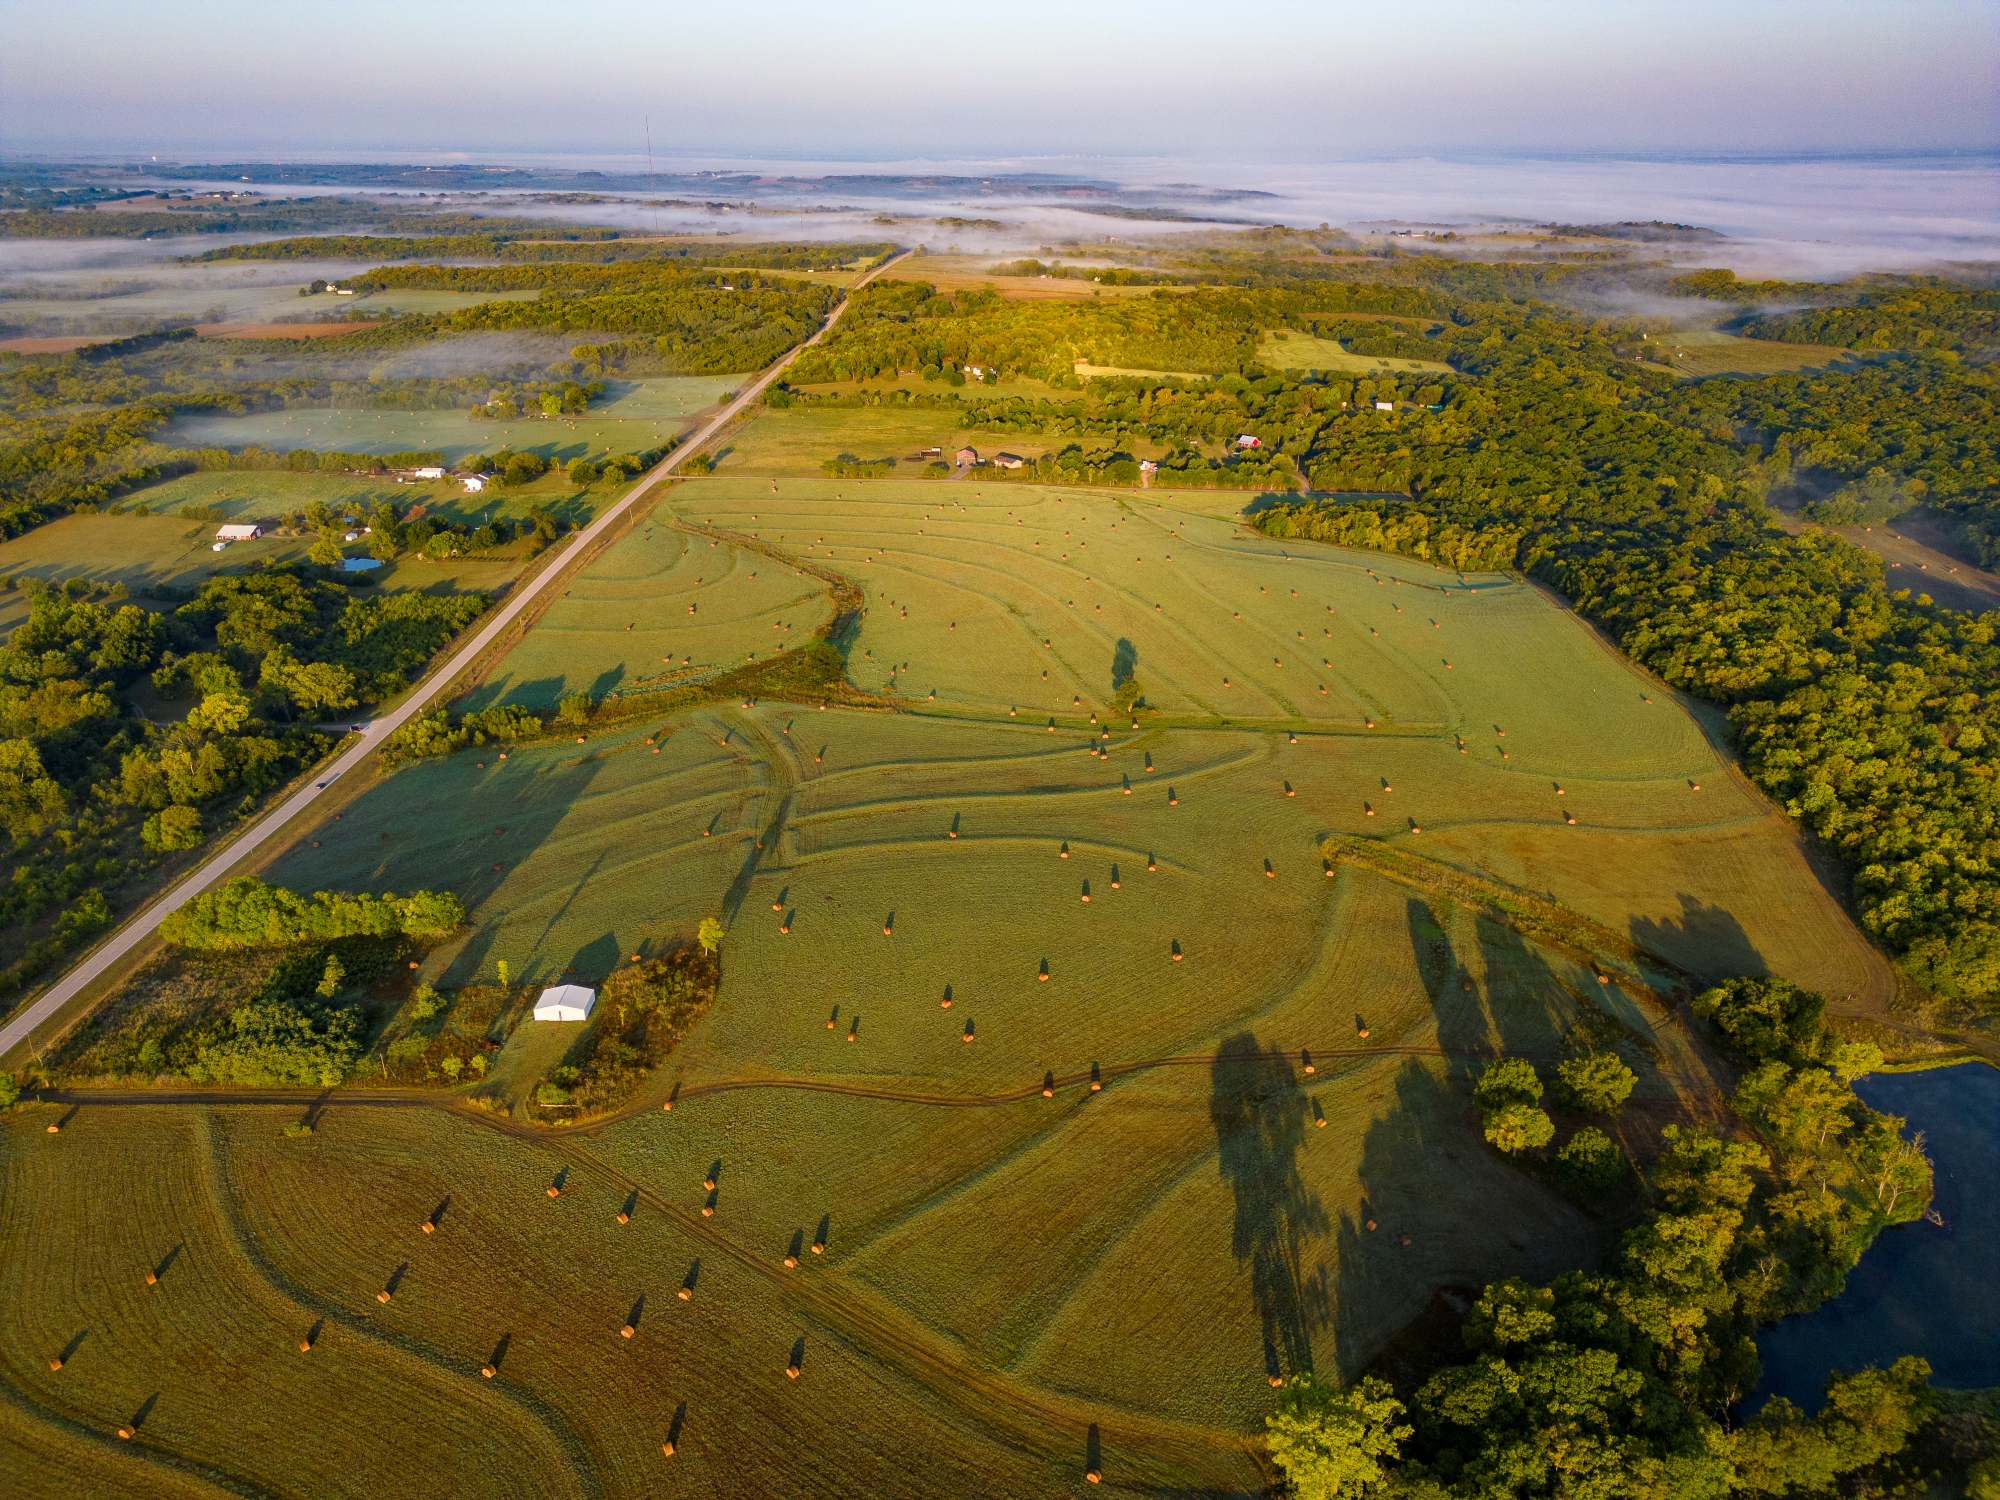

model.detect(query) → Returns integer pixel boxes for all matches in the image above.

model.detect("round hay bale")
[1366,1219,1377,1231]
[617,1212,630,1225]
[46,1124,59,1134]
[1087,1468,1102,1483]
[300,1339,313,1352]
[663,1099,674,1111]
[1043,1086,1055,1097]
[621,1324,636,1339]
[780,923,789,933]
[784,1255,798,1268]
[481,1364,496,1378]
[1691,782,1702,791]
[422,1222,434,1235]
[377,1291,392,1304]
[662,1441,675,1457]
[1315,1115,1327,1128]
[704,1176,716,1190]
[547,1186,561,1198]
[678,1287,692,1301]
[1268,1375,1283,1388]
[47,1357,62,1371]
[118,1427,133,1440]
[1090,1079,1102,1092]
[702,1205,714,1217]
[811,1241,825,1256]
[576,735,585,744]
[786,1364,800,1380]
[145,1272,157,1285]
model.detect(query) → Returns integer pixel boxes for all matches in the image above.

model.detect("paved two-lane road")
[0,251,906,1063]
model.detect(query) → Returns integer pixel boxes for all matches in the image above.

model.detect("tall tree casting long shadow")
[1210,1032,1331,1381]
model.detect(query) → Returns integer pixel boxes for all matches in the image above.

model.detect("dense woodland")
[0,560,487,1001]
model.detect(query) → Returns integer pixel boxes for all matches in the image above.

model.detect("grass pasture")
[6,468,1894,1494]
[1648,330,1862,378]
[1257,330,1453,375]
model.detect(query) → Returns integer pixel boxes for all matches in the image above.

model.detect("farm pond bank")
[1753,1061,2000,1407]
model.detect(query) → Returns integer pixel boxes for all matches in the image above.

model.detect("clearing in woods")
[2,472,1884,1496]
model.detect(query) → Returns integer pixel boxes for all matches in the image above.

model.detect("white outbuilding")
[412,466,445,479]
[533,984,596,1022]
[215,523,263,540]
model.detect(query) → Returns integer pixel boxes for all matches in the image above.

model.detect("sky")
[2,0,1996,162]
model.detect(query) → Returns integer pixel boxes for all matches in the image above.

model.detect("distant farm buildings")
[955,446,979,468]
[412,466,445,479]
[462,475,486,492]
[211,524,262,551]
[1235,434,1261,449]
[992,453,1025,470]
[1375,401,1395,411]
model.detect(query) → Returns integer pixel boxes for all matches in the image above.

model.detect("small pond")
[1754,1061,2000,1409]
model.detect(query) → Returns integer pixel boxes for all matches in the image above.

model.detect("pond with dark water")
[1754,1062,2000,1409]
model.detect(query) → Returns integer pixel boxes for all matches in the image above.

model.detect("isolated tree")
[1264,1373,1409,1499]
[1555,1051,1637,1115]
[0,1070,18,1110]
[309,536,345,569]
[697,917,724,953]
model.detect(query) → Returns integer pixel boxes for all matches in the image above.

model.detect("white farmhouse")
[462,475,486,492]
[533,985,596,1022]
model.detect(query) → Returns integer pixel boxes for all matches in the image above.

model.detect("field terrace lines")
[209,1101,1108,1500]
[0,1108,571,1500]
[465,523,833,712]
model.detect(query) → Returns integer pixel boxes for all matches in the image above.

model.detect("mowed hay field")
[460,512,834,710]
[9,470,1887,1493]
[0,1104,1126,1499]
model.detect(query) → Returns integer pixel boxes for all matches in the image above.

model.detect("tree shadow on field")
[1211,1033,1330,1381]
[1112,638,1138,694]
[1331,1058,1473,1390]
[1629,895,1766,986]
[459,673,568,715]
[1408,897,1573,1072]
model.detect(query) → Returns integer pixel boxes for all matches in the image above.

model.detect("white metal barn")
[533,985,596,1022]
[215,524,263,540]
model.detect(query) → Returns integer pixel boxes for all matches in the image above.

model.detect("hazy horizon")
[4,0,1994,160]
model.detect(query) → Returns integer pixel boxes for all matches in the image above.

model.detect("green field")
[3,465,1889,1495]
[462,508,833,709]
[1257,331,1453,375]
[1646,330,1862,378]
[164,377,739,465]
